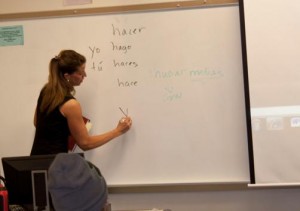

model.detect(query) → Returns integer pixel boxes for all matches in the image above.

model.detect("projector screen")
[240,0,300,185]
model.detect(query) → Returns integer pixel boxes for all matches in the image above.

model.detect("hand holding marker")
[118,107,132,132]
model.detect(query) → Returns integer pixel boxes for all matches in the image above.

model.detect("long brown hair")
[40,50,86,114]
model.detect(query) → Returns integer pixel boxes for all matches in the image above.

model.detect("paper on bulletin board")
[63,0,92,6]
[0,25,24,47]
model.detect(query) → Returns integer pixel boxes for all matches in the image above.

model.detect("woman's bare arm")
[61,99,132,151]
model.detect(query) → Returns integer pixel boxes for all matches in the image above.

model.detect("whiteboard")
[0,6,249,185]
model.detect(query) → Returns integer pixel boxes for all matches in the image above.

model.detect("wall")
[1,1,300,210]
[109,188,300,211]
[0,0,178,14]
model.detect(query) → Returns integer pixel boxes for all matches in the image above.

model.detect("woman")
[30,50,132,155]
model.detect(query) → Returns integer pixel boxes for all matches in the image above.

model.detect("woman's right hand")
[116,116,132,134]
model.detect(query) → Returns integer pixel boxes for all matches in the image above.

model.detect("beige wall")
[0,0,193,14]
[109,188,300,211]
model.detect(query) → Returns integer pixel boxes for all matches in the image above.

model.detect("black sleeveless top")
[30,90,75,155]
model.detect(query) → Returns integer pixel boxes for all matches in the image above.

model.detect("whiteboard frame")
[0,0,238,21]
